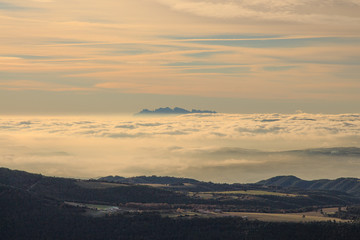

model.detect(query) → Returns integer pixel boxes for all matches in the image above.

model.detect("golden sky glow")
[0,0,359,113]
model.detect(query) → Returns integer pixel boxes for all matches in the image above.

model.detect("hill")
[3,167,360,239]
[99,175,200,185]
[0,167,190,204]
[2,167,360,211]
[258,176,360,197]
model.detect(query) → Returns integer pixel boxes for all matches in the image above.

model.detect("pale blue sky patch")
[184,51,233,58]
[185,37,359,48]
[263,66,298,71]
[99,43,191,56]
[270,56,360,66]
[0,2,28,11]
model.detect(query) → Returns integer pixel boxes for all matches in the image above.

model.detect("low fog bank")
[1,113,360,183]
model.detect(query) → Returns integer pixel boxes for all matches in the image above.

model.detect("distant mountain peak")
[136,107,216,115]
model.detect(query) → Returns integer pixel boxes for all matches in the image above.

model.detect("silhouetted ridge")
[258,176,360,196]
[0,167,43,189]
[136,107,216,115]
[286,147,360,156]
[0,167,190,204]
[99,175,200,184]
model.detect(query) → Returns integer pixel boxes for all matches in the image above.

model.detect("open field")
[189,190,304,199]
[210,190,302,197]
[162,207,348,222]
[224,212,349,222]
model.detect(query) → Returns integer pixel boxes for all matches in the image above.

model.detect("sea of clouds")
[1,113,360,182]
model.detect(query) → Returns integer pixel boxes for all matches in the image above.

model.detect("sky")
[1,1,360,182]
[0,0,360,114]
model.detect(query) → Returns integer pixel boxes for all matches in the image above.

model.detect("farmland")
[3,167,360,239]
[189,190,304,199]
[224,211,349,223]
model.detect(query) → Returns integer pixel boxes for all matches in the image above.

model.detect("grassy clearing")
[193,190,304,198]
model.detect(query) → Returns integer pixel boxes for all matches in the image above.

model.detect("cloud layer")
[1,113,360,182]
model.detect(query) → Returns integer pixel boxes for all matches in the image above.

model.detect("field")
[224,211,348,223]
[189,190,304,199]
[212,190,302,197]
[162,207,348,222]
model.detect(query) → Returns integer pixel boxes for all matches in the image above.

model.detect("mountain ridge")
[98,175,200,185]
[2,166,360,198]
[136,107,216,115]
[258,175,360,197]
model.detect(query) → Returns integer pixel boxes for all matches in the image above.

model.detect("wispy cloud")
[0,0,359,111]
[154,0,360,24]
[173,36,360,48]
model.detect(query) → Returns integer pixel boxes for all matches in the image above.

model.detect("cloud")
[0,2,29,10]
[180,37,360,48]
[1,113,360,182]
[263,66,297,71]
[181,66,250,74]
[137,123,163,127]
[103,133,147,138]
[1,113,360,141]
[115,124,137,129]
[29,151,72,157]
[154,0,360,24]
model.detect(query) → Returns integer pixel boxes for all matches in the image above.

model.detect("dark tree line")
[2,186,360,240]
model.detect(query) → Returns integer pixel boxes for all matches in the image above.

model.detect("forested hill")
[258,176,360,197]
[0,167,190,204]
[98,175,200,185]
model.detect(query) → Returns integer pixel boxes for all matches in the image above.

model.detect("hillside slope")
[258,176,360,197]
[0,167,191,204]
